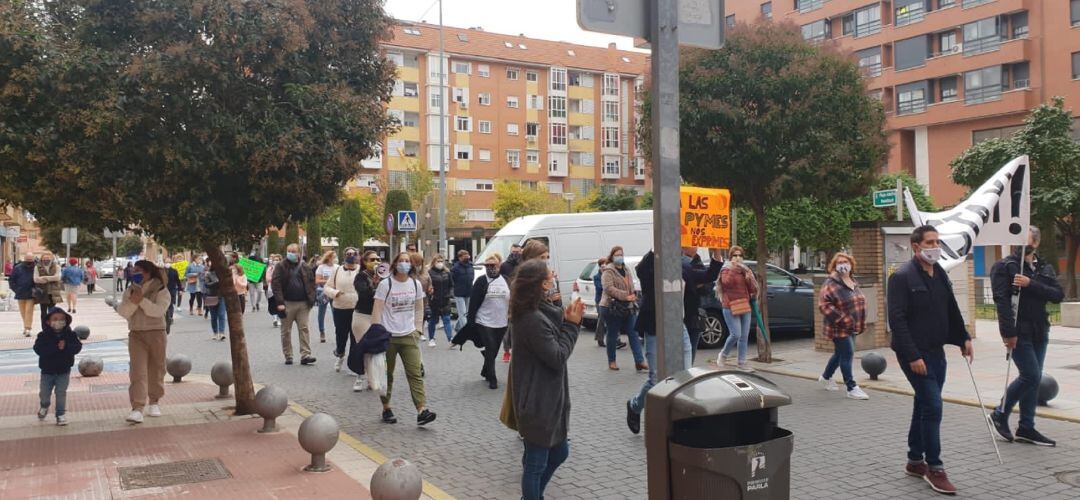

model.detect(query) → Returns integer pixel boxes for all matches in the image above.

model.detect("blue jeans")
[209,302,227,334]
[604,309,644,364]
[900,350,947,467]
[522,439,569,500]
[428,313,453,341]
[823,336,856,391]
[996,335,1048,431]
[630,327,693,414]
[317,300,329,334]
[720,309,752,364]
[40,372,71,417]
[454,296,469,331]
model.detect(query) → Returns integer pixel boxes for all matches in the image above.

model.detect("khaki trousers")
[380,332,426,410]
[18,299,35,331]
[280,301,312,360]
[128,330,167,411]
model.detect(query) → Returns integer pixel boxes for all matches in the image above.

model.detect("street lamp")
[562,192,576,213]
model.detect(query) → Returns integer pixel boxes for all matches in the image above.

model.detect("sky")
[384,0,645,51]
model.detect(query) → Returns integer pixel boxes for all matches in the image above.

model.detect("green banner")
[238,257,267,283]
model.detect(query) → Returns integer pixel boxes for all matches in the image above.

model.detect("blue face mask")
[613,256,625,266]
[131,273,144,285]
[396,262,412,275]
[286,252,298,263]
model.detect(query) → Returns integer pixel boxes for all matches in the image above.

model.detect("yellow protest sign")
[172,260,189,279]
[680,187,732,249]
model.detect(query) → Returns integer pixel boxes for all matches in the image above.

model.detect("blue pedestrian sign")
[397,211,417,232]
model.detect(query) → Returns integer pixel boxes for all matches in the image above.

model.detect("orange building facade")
[362,23,650,230]
[725,0,1080,207]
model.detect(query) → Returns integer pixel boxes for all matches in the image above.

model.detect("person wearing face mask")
[33,308,82,426]
[202,259,226,341]
[247,252,265,312]
[372,252,436,425]
[716,246,758,372]
[323,247,361,372]
[600,245,646,372]
[350,250,383,391]
[271,244,318,366]
[33,252,64,330]
[451,250,474,332]
[988,226,1063,447]
[499,243,525,282]
[453,255,510,389]
[264,254,281,327]
[426,254,454,347]
[315,251,338,344]
[231,262,248,313]
[117,260,173,424]
[61,258,84,314]
[9,253,38,337]
[817,252,869,400]
[185,257,205,316]
[887,225,973,495]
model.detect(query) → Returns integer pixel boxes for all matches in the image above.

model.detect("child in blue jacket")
[33,307,83,426]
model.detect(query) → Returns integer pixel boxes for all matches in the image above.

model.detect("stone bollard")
[78,356,104,377]
[860,352,887,380]
[371,458,423,500]
[1038,373,1059,406]
[210,361,233,399]
[298,413,339,473]
[73,325,90,340]
[166,355,192,383]
[104,295,117,308]
[254,385,288,433]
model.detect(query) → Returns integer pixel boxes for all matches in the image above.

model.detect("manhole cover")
[119,458,231,490]
[1056,471,1080,488]
[90,383,128,393]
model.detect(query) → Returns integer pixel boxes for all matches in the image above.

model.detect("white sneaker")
[37,407,47,420]
[847,386,870,400]
[819,376,839,391]
[736,364,755,373]
[427,339,437,347]
[352,376,367,392]
[334,356,344,372]
[273,319,280,327]
[126,410,144,424]
[147,404,162,417]
[56,415,68,426]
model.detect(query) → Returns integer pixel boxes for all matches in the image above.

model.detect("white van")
[474,210,655,297]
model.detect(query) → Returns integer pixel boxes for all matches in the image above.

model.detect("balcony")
[890,0,1033,41]
[877,37,1029,88]
[887,87,1036,129]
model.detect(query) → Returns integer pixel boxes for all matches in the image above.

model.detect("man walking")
[271,244,317,365]
[451,249,473,332]
[9,253,37,337]
[247,251,265,312]
[888,225,973,495]
[988,226,1063,446]
[163,257,180,334]
[682,247,722,363]
[60,258,84,314]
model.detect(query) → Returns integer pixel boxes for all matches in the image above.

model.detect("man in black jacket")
[887,225,973,496]
[164,258,180,334]
[271,243,317,365]
[8,253,37,337]
[987,226,1064,446]
[499,243,524,281]
[451,250,474,332]
[682,247,722,363]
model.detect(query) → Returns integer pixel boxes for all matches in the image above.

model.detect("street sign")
[103,228,125,239]
[61,227,78,245]
[577,0,725,49]
[397,211,417,232]
[873,189,898,208]
[385,214,395,234]
[4,227,18,238]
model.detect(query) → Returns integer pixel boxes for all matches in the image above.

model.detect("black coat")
[451,260,474,297]
[166,267,181,292]
[428,268,453,314]
[347,323,390,375]
[451,274,495,349]
[990,253,1064,342]
[500,254,522,282]
[887,258,970,363]
[33,308,83,374]
[636,251,656,336]
[683,254,722,330]
[8,261,35,300]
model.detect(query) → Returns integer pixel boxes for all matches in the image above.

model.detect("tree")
[117,235,143,258]
[640,22,888,361]
[0,0,397,414]
[639,191,654,209]
[589,187,639,212]
[384,190,412,244]
[284,223,300,256]
[338,198,366,252]
[266,229,282,257]
[40,226,111,260]
[305,216,322,259]
[951,97,1080,298]
[491,181,564,226]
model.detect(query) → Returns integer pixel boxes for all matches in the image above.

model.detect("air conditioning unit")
[952,43,962,53]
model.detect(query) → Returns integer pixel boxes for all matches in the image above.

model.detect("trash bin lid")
[668,369,792,420]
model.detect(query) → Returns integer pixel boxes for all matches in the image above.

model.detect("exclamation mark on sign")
[1008,164,1026,235]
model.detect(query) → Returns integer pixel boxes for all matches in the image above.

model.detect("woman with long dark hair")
[116,260,172,424]
[324,247,360,373]
[509,259,584,500]
[203,260,226,341]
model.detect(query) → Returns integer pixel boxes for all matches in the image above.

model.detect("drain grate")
[1056,471,1080,488]
[90,383,128,393]
[119,458,231,490]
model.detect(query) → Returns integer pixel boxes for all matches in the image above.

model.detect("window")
[550,123,567,145]
[478,149,491,162]
[507,123,520,136]
[1011,62,1030,89]
[938,31,958,55]
[895,35,929,71]
[453,62,471,74]
[602,100,620,122]
[526,70,539,82]
[548,152,568,176]
[455,145,473,160]
[962,0,991,7]
[507,150,521,168]
[455,116,473,132]
[761,2,772,19]
[569,71,593,87]
[602,126,620,149]
[895,0,926,27]
[939,76,958,101]
[428,55,447,81]
[465,209,496,222]
[963,17,1002,56]
[429,89,442,110]
[546,182,564,194]
[634,157,646,178]
[569,125,594,140]
[1074,52,1080,79]
[1011,12,1028,38]
[526,150,540,165]
[403,82,419,97]
[387,52,405,67]
[570,151,594,166]
[939,0,955,7]
[965,66,1003,104]
[801,20,830,42]
[897,82,928,114]
[550,68,567,92]
[478,64,490,77]
[403,27,421,36]
[549,95,567,119]
[387,139,404,157]
[602,156,621,178]
[973,125,1023,144]
[526,122,540,139]
[452,87,469,106]
[506,96,519,108]
[797,0,824,13]
[388,109,404,124]
[458,178,494,191]
[857,47,882,77]
[506,67,519,80]
[475,93,490,106]
[1073,0,1080,27]
[854,4,882,37]
[603,74,620,96]
[402,111,419,128]
[479,120,492,134]
[527,94,544,110]
[726,15,735,28]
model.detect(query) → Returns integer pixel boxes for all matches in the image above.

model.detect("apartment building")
[725,0,1080,207]
[0,205,43,271]
[360,23,650,229]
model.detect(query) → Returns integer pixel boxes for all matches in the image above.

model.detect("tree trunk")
[1065,232,1078,300]
[204,245,256,415]
[752,199,772,363]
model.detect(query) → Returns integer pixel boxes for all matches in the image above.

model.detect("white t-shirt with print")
[476,275,510,328]
[316,264,336,283]
[375,277,424,336]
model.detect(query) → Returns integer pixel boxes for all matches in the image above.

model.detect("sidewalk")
[745,320,1080,422]
[0,370,406,499]
[0,291,130,350]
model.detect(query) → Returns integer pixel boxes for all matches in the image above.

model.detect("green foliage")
[305,216,322,258]
[338,198,365,253]
[0,0,398,249]
[589,187,639,212]
[284,223,300,254]
[40,226,112,260]
[384,190,412,237]
[117,235,143,257]
[266,230,282,256]
[492,181,564,226]
[639,191,654,209]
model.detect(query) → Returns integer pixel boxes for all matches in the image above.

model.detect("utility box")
[645,368,793,499]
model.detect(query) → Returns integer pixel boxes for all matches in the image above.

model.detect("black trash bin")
[645,367,793,499]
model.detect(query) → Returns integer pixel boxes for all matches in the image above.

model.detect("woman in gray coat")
[509,259,585,500]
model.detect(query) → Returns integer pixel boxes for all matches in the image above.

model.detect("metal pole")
[112,236,118,293]
[965,357,1004,465]
[437,0,448,257]
[651,0,684,380]
[896,177,903,222]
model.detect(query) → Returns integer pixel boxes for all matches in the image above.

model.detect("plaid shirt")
[818,274,866,340]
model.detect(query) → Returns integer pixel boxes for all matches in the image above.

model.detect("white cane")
[965,355,1004,465]
[1000,244,1024,407]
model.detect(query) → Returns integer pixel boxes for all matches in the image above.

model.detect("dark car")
[697,261,815,349]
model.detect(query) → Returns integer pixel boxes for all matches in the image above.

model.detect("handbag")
[499,367,518,431]
[728,297,752,316]
[608,271,638,319]
[32,286,53,305]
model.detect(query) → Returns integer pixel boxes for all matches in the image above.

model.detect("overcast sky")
[384,0,644,51]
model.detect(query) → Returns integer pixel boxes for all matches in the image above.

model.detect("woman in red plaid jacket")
[818,252,870,400]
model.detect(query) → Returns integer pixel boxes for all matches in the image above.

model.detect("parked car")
[573,256,642,327]
[96,261,116,278]
[697,260,815,349]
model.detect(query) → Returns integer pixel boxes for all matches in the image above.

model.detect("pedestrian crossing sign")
[397,211,417,232]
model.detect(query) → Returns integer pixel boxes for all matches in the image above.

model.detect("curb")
[288,402,455,500]
[753,365,1080,425]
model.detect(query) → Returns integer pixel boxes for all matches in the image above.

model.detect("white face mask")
[919,247,942,265]
[49,320,67,331]
[434,262,445,270]
[836,263,851,275]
